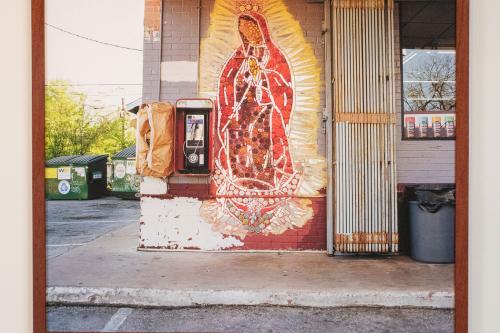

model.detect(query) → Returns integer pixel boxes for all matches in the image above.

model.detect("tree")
[403,52,456,112]
[45,81,135,160]
[87,114,135,156]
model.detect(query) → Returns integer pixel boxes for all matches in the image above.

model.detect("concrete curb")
[46,287,454,309]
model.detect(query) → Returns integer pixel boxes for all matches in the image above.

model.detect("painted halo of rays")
[199,0,327,197]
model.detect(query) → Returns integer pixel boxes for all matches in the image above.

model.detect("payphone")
[175,99,214,174]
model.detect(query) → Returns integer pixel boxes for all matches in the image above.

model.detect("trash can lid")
[406,184,455,191]
[45,155,80,167]
[46,154,108,167]
[69,154,109,166]
[112,146,136,159]
[406,184,456,213]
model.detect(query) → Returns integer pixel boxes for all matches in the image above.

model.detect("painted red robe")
[205,11,304,235]
[216,12,296,193]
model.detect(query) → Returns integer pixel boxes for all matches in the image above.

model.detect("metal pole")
[197,0,201,95]
[121,97,125,150]
[324,0,335,256]
[157,1,164,101]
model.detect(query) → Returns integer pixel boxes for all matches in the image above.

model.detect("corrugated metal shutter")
[332,0,398,253]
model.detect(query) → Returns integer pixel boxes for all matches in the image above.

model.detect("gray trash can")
[407,185,455,263]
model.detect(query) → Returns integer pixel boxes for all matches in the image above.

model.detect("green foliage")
[87,116,136,156]
[45,81,135,160]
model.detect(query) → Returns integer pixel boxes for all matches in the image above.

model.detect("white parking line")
[102,307,134,332]
[47,243,87,247]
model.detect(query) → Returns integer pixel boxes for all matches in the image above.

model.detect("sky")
[46,0,144,114]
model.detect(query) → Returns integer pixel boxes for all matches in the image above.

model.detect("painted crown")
[237,1,263,13]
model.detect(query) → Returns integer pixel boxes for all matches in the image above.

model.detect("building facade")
[139,0,455,252]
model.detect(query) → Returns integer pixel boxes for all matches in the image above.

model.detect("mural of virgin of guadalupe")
[219,13,295,192]
[204,11,312,237]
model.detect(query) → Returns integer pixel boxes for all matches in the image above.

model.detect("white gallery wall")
[468,0,500,331]
[0,0,32,332]
[0,0,499,332]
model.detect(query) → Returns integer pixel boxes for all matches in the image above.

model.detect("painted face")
[238,16,263,46]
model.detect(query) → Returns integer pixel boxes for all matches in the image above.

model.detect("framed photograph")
[32,0,469,332]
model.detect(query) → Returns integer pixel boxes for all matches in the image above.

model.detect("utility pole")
[80,103,85,155]
[120,98,126,150]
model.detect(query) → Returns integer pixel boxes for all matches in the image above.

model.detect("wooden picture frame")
[31,0,469,332]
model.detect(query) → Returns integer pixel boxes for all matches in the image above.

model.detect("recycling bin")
[45,154,108,200]
[110,146,140,199]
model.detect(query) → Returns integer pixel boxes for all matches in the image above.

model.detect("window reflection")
[402,49,456,139]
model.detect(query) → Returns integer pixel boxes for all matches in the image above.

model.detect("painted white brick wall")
[394,6,455,185]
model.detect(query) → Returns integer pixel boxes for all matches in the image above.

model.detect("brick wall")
[142,0,162,102]
[152,0,328,187]
[140,1,455,251]
[159,0,199,101]
[153,0,327,155]
[140,0,328,251]
[234,198,326,250]
[143,0,162,102]
[144,1,455,184]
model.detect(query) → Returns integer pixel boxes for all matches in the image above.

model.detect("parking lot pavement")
[46,197,140,259]
[47,305,454,333]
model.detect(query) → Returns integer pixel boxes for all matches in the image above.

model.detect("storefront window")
[402,49,456,140]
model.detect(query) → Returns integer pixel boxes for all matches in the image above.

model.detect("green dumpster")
[45,154,109,200]
[110,146,140,199]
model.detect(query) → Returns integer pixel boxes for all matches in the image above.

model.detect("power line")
[45,22,143,52]
[80,94,142,97]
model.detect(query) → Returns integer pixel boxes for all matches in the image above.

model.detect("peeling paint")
[144,0,162,42]
[140,197,244,250]
[140,176,167,195]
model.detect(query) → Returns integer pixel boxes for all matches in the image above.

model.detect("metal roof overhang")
[126,97,142,114]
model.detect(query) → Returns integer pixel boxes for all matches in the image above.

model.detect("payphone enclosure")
[174,99,214,175]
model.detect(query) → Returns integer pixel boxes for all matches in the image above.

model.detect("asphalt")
[47,305,454,333]
[46,197,139,259]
